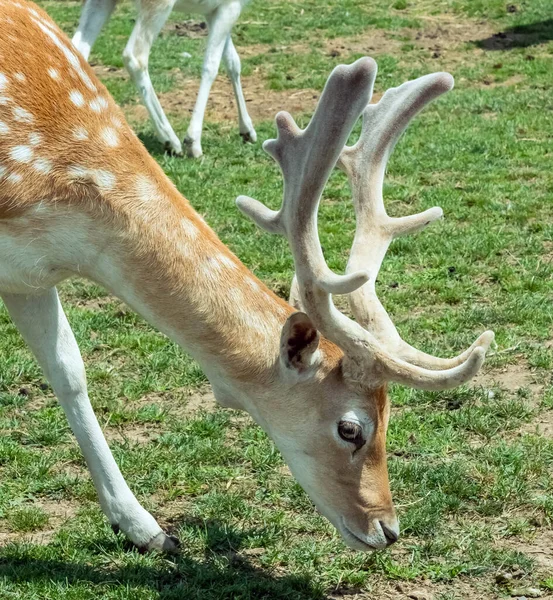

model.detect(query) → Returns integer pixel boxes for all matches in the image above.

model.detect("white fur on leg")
[1,288,171,549]
[184,1,243,158]
[222,36,256,143]
[72,0,117,60]
[122,0,183,155]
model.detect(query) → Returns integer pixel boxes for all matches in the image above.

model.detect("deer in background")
[0,0,493,553]
[72,0,257,157]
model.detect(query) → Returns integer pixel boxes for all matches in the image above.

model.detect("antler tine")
[341,72,494,372]
[237,57,377,299]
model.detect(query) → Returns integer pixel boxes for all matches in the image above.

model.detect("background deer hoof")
[240,130,257,144]
[163,141,184,157]
[183,136,203,158]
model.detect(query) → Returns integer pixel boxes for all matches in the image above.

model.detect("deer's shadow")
[0,518,331,599]
[476,19,553,50]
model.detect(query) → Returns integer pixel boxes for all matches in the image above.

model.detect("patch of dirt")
[73,294,118,311]
[323,30,403,58]
[478,74,525,89]
[329,576,501,599]
[472,361,542,396]
[415,15,495,44]
[103,422,164,445]
[0,499,78,547]
[101,390,221,443]
[124,73,320,130]
[543,240,553,262]
[132,388,219,418]
[520,409,553,439]
[501,528,553,573]
[92,64,125,80]
[164,19,207,39]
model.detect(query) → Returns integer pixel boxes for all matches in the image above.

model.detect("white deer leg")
[184,1,242,158]
[72,0,117,60]
[122,0,183,155]
[222,35,256,144]
[1,288,178,553]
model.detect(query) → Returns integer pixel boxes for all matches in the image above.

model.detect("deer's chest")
[0,207,110,296]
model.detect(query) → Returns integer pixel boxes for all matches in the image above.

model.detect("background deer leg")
[123,0,183,155]
[72,0,117,60]
[222,35,256,144]
[1,288,178,553]
[184,0,242,158]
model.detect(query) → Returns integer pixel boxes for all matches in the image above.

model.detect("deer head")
[236,58,493,550]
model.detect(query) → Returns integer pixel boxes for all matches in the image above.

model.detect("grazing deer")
[0,0,493,553]
[71,0,256,158]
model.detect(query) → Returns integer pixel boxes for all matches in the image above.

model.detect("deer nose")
[379,517,399,546]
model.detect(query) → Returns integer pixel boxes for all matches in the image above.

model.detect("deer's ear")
[280,312,321,372]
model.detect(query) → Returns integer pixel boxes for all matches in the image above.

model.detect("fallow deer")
[0,0,493,553]
[72,0,256,157]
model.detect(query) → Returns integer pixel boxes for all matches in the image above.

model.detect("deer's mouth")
[340,520,379,551]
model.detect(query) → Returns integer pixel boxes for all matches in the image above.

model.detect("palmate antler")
[237,58,493,390]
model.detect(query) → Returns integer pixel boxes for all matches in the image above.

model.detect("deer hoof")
[163,141,184,157]
[183,136,203,158]
[139,531,180,554]
[240,130,257,144]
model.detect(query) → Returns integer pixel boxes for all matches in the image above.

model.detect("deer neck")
[83,173,295,409]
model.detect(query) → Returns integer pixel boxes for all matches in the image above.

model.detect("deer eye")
[338,420,365,449]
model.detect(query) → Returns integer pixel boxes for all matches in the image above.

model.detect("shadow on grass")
[135,131,164,154]
[0,519,330,600]
[476,19,553,50]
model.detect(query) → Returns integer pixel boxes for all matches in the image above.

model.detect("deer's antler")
[339,71,494,372]
[237,58,493,390]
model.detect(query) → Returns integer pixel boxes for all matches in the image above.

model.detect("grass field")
[1,0,553,598]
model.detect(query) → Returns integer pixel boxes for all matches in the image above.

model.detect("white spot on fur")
[101,127,118,147]
[68,165,87,179]
[28,132,41,146]
[13,106,34,123]
[34,19,97,92]
[92,169,116,190]
[111,116,123,129]
[246,278,261,292]
[217,254,238,270]
[70,90,85,107]
[89,99,101,112]
[89,96,108,113]
[200,258,220,282]
[181,220,198,239]
[0,165,6,177]
[48,67,60,80]
[0,121,9,135]
[68,165,116,191]
[14,72,25,82]
[33,158,52,174]
[135,176,158,201]
[7,172,21,183]
[10,145,33,163]
[73,126,88,141]
[0,73,7,90]
[201,254,236,278]
[28,7,39,17]
[0,96,10,105]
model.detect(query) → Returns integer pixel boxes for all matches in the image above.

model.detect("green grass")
[1,0,553,598]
